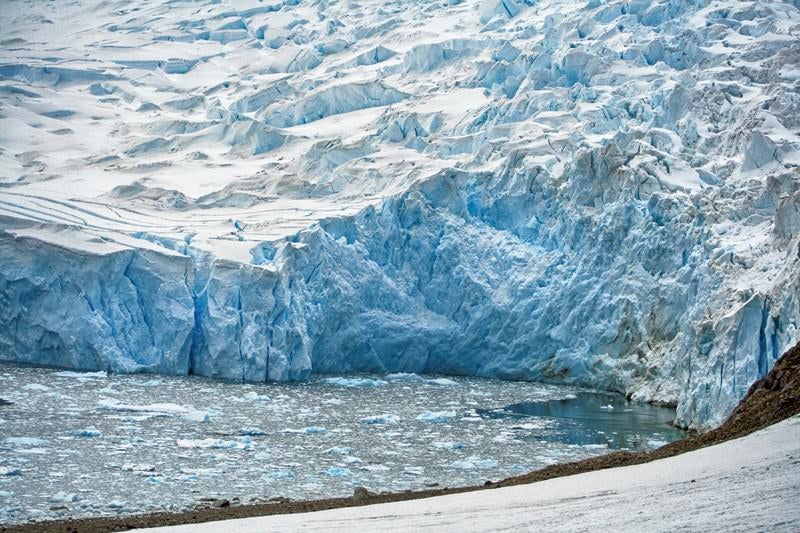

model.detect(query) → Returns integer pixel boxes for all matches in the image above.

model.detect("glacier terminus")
[0,0,799,431]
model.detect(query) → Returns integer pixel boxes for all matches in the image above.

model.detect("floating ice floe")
[265,469,294,480]
[179,467,217,477]
[4,437,48,447]
[359,414,401,425]
[50,491,80,503]
[0,467,22,476]
[321,377,388,388]
[238,427,268,436]
[22,384,51,392]
[71,427,103,438]
[361,464,390,472]
[326,467,352,477]
[384,373,459,386]
[121,463,156,473]
[176,437,254,450]
[242,391,271,402]
[448,457,499,470]
[97,399,208,422]
[432,441,466,450]
[324,446,355,455]
[416,411,457,423]
[53,371,107,380]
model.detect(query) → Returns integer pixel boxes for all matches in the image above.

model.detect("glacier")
[0,0,799,430]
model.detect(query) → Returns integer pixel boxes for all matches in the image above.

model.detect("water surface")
[0,364,685,524]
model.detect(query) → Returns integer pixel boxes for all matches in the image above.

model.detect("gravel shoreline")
[3,341,799,533]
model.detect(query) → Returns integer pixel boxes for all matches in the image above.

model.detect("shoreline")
[2,341,798,533]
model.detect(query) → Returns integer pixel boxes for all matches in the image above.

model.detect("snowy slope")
[143,415,800,532]
[1,0,799,429]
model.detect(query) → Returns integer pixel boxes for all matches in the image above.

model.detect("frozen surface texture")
[1,0,799,429]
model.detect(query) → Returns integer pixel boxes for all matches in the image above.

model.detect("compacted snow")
[144,415,800,533]
[1,0,799,429]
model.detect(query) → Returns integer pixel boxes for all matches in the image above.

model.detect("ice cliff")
[1,0,799,429]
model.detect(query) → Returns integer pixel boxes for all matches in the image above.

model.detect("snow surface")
[1,0,799,429]
[144,415,800,533]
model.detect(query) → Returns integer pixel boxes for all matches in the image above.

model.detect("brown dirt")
[3,340,799,533]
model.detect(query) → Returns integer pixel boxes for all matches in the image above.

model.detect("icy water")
[0,364,686,524]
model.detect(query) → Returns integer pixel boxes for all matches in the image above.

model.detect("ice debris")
[416,411,457,423]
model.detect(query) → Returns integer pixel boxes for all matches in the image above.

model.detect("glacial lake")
[0,363,686,524]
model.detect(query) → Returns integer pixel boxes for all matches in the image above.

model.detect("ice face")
[1,0,799,430]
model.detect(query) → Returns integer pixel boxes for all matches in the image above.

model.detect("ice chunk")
[121,463,156,473]
[324,446,355,455]
[361,464,390,472]
[360,414,401,425]
[0,467,22,476]
[383,373,458,385]
[98,399,208,422]
[427,378,459,386]
[327,467,352,477]
[238,427,268,436]
[448,457,499,470]
[50,491,80,503]
[242,391,271,402]
[182,410,210,423]
[53,371,108,379]
[176,437,254,450]
[23,383,51,392]
[742,132,779,171]
[5,437,48,447]
[265,469,294,480]
[432,441,466,450]
[416,411,457,423]
[71,427,103,438]
[384,373,426,383]
[322,377,387,388]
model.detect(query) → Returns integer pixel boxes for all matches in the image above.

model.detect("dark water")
[478,392,685,449]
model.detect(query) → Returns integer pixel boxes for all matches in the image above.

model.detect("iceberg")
[0,0,798,431]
